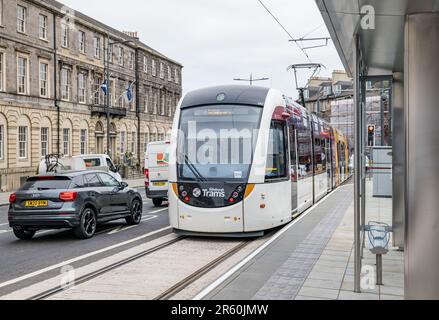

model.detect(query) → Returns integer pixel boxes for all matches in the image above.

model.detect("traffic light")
[368,125,375,146]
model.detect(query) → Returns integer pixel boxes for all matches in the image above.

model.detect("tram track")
[29,236,186,300]
[153,240,251,300]
[29,236,253,301]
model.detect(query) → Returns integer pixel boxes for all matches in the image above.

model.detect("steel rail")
[29,236,186,300]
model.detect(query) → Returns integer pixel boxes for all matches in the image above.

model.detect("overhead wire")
[256,0,312,63]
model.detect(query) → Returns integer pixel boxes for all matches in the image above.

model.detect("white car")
[145,141,170,207]
[38,154,122,182]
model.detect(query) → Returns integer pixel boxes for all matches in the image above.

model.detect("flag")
[100,80,108,96]
[124,82,134,104]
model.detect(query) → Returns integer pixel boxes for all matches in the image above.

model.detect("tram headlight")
[181,190,188,198]
[232,191,239,199]
[192,188,202,198]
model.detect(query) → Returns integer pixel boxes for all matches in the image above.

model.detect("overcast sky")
[62,0,344,98]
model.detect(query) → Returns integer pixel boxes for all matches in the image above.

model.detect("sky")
[61,0,344,98]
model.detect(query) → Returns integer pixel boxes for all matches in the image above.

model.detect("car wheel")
[152,198,163,207]
[126,199,142,225]
[13,227,36,240]
[74,207,97,239]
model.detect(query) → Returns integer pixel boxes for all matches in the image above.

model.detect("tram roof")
[180,85,270,109]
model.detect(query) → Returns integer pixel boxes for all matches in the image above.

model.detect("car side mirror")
[120,182,129,189]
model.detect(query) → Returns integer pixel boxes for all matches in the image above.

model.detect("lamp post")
[104,35,133,157]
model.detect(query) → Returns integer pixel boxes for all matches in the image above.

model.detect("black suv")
[8,171,143,240]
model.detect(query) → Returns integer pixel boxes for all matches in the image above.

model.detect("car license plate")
[153,182,167,187]
[25,200,49,207]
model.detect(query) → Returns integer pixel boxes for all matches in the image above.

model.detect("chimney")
[123,31,139,40]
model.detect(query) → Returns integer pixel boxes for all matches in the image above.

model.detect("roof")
[39,0,183,67]
[32,170,103,178]
[315,0,439,76]
[180,85,270,109]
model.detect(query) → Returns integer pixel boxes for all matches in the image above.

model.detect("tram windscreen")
[177,105,263,182]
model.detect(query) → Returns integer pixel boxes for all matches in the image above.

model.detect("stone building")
[300,70,391,154]
[0,0,183,191]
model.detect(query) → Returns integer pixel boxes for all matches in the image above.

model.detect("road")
[0,188,171,297]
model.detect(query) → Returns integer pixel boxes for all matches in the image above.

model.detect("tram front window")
[177,105,262,182]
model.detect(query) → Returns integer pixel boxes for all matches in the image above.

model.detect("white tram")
[168,86,349,237]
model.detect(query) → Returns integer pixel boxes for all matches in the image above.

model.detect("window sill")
[39,38,49,43]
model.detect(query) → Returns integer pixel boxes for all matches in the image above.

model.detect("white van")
[38,154,122,182]
[145,141,170,207]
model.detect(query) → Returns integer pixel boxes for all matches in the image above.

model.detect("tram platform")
[203,181,404,300]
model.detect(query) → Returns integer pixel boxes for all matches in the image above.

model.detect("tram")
[168,85,349,237]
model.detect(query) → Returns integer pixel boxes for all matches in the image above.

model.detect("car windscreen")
[177,105,262,182]
[20,177,72,191]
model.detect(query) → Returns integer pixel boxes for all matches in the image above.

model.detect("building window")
[39,61,48,97]
[108,44,113,62]
[61,68,71,101]
[79,31,86,53]
[129,52,134,70]
[41,127,49,157]
[143,56,148,73]
[93,75,102,105]
[167,66,172,81]
[303,89,309,100]
[143,133,149,152]
[152,60,156,76]
[78,72,86,104]
[61,22,69,48]
[335,85,342,95]
[0,52,4,92]
[118,47,124,66]
[17,56,28,95]
[159,62,164,79]
[174,68,179,84]
[94,36,101,58]
[131,131,136,153]
[0,125,4,160]
[18,126,27,159]
[323,86,332,96]
[39,14,47,40]
[0,0,3,26]
[144,91,149,113]
[63,128,70,156]
[17,5,26,33]
[80,129,87,155]
[120,131,125,153]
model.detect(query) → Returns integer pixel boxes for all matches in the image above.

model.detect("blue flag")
[124,82,134,103]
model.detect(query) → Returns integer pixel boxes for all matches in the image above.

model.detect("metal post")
[361,77,366,254]
[380,81,385,146]
[353,35,362,293]
[376,254,383,286]
[135,47,141,168]
[106,35,111,158]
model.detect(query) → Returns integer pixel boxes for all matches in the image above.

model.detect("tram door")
[288,126,298,213]
[323,138,332,192]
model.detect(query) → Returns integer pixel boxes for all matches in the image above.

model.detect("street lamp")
[104,36,134,158]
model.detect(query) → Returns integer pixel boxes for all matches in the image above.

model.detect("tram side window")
[265,121,288,181]
[297,122,313,179]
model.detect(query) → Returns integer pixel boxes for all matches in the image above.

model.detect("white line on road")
[106,216,158,235]
[193,186,343,300]
[149,208,168,214]
[0,226,172,290]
